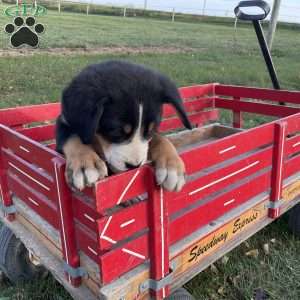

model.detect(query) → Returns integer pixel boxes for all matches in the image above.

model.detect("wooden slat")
[99,234,148,284]
[286,134,300,157]
[181,122,274,175]
[0,125,59,172]
[215,85,300,104]
[163,98,213,118]
[215,97,300,117]
[168,146,273,214]
[169,171,271,243]
[18,124,56,142]
[179,84,215,100]
[285,113,300,135]
[75,222,99,262]
[95,167,150,214]
[284,153,300,179]
[98,200,148,251]
[7,172,59,229]
[73,196,99,232]
[159,109,219,132]
[2,148,56,201]
[0,102,60,127]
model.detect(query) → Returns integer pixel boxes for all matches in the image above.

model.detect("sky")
[75,0,300,23]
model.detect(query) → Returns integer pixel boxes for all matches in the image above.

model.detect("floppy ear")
[160,76,192,129]
[62,85,108,144]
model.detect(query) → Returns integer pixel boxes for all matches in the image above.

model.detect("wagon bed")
[1,83,300,300]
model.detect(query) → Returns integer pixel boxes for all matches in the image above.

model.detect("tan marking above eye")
[124,124,132,134]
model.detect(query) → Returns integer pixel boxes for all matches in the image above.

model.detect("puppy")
[56,60,192,192]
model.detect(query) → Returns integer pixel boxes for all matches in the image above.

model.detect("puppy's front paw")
[65,146,108,191]
[154,154,186,192]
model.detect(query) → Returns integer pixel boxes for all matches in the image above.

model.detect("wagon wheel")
[166,288,195,300]
[0,225,48,283]
[288,203,300,238]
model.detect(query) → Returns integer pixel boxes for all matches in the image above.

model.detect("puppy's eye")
[144,122,156,140]
[123,124,132,135]
[148,123,155,132]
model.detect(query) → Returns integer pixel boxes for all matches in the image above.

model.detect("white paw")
[155,167,185,192]
[66,154,108,191]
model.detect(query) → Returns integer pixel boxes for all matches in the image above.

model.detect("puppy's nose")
[125,162,142,170]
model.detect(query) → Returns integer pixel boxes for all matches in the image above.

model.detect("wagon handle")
[234,1,285,104]
[234,0,270,21]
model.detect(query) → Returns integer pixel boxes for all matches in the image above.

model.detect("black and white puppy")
[56,60,192,192]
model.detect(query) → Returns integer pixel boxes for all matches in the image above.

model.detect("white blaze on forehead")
[102,104,149,172]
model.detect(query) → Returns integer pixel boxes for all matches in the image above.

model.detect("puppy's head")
[62,60,192,173]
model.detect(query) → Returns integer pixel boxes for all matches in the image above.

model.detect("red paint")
[159,109,219,132]
[269,122,286,219]
[52,157,82,286]
[0,103,60,127]
[1,84,300,294]
[215,84,300,105]
[215,97,300,117]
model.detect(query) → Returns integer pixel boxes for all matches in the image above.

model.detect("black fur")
[56,60,192,152]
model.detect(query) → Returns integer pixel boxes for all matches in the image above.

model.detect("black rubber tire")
[288,204,300,238]
[0,225,48,283]
[166,288,195,300]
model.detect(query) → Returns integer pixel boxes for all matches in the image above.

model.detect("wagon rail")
[1,83,300,299]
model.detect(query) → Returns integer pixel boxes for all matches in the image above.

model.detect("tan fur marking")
[149,133,186,191]
[63,136,107,190]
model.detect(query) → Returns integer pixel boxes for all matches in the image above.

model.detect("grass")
[0,6,300,300]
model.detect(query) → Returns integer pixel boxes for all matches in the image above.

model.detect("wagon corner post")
[269,120,287,219]
[146,167,171,299]
[52,156,84,287]
[0,126,16,221]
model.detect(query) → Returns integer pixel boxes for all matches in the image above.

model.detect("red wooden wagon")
[1,83,300,299]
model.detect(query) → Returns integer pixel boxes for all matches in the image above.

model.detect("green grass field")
[0,4,300,299]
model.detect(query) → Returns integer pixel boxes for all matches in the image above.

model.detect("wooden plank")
[76,222,99,262]
[215,97,300,117]
[269,122,286,218]
[2,148,56,200]
[95,167,150,214]
[73,195,99,232]
[7,172,59,229]
[18,124,56,142]
[162,98,213,118]
[11,195,101,284]
[179,84,215,100]
[98,166,271,255]
[285,134,300,157]
[285,113,300,135]
[0,125,59,172]
[98,200,148,251]
[180,122,274,175]
[171,200,267,271]
[169,171,271,243]
[169,146,273,213]
[0,102,60,127]
[99,264,149,300]
[284,153,300,179]
[0,209,100,300]
[215,84,300,105]
[99,234,148,284]
[148,184,170,299]
[159,109,218,132]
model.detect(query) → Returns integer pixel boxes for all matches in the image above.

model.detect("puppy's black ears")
[62,85,108,144]
[160,77,192,130]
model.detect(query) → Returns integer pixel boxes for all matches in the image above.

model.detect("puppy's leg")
[149,133,185,192]
[63,136,108,190]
